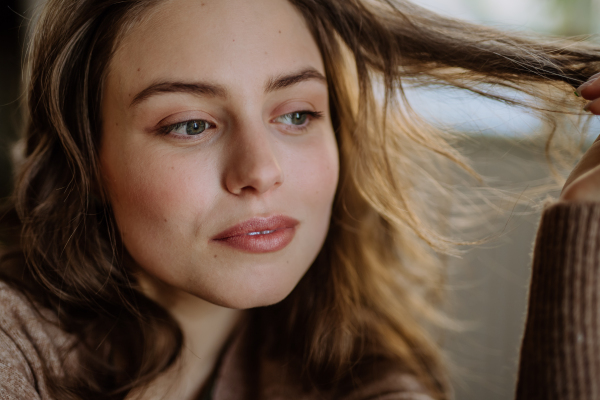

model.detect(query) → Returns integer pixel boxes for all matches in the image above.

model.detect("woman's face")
[100,0,339,308]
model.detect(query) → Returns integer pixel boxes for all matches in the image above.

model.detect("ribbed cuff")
[516,202,600,400]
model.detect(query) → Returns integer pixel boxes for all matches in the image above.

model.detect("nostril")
[223,125,285,195]
[224,155,284,195]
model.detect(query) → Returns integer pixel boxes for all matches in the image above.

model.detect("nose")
[223,122,284,196]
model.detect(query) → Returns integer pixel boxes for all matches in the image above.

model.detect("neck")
[129,269,242,400]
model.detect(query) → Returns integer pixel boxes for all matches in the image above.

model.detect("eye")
[277,112,308,125]
[274,111,323,130]
[161,119,212,136]
[183,120,208,135]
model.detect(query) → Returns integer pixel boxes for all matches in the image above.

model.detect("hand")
[560,73,600,202]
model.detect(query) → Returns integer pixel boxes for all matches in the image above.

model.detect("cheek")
[100,142,216,263]
[292,134,339,210]
[282,132,339,251]
[107,157,189,222]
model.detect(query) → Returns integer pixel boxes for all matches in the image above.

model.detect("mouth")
[211,215,299,253]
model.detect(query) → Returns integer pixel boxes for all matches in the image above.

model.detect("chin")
[194,269,305,310]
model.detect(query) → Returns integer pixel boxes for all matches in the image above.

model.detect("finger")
[577,72,600,100]
[563,137,600,190]
[584,97,600,115]
[561,162,600,202]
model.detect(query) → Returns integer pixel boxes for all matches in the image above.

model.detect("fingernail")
[576,82,591,97]
[584,101,593,112]
[576,73,600,96]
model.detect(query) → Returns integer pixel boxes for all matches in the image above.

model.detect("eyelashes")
[158,120,214,136]
[274,110,324,132]
[157,110,324,138]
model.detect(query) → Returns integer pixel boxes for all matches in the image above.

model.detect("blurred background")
[407,1,600,400]
[0,1,598,399]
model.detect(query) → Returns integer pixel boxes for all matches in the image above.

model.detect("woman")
[0,0,599,399]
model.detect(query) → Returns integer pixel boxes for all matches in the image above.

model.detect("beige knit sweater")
[0,202,596,399]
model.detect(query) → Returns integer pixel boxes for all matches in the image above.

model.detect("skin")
[100,0,339,398]
[96,0,599,396]
[562,73,600,201]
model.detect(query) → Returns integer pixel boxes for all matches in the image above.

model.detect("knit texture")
[516,202,600,400]
[0,283,77,400]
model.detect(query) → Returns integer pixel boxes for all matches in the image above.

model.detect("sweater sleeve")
[515,202,600,400]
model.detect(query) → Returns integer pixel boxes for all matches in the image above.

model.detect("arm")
[515,75,600,400]
[515,202,600,400]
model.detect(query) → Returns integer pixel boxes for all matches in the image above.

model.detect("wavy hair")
[1,0,599,398]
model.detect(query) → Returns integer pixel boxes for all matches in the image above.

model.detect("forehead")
[108,0,325,100]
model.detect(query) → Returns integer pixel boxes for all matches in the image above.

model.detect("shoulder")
[0,281,75,399]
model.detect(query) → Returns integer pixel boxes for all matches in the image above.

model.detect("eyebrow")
[129,67,327,108]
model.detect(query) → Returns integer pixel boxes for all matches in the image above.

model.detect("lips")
[211,215,299,253]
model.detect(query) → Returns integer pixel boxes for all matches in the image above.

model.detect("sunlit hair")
[1,0,599,398]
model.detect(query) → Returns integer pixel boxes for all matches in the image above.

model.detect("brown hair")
[1,0,599,398]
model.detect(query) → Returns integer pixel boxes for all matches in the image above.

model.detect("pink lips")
[211,215,299,253]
